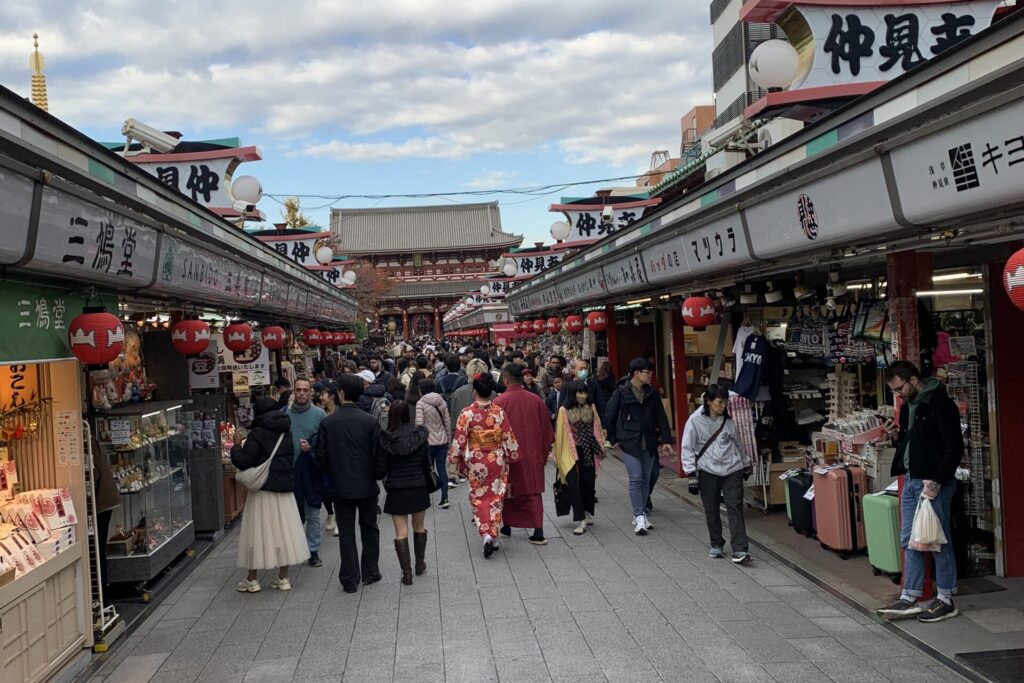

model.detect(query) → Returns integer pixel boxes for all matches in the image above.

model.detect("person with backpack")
[681,384,752,564]
[356,369,392,430]
[415,379,452,508]
[605,357,674,535]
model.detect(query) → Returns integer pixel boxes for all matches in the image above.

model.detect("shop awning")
[507,12,1024,316]
[0,85,356,325]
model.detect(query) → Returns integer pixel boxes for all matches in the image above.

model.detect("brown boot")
[394,538,413,585]
[413,530,428,576]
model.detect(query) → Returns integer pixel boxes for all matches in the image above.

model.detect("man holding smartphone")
[877,361,964,623]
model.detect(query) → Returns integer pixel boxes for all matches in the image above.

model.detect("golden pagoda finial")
[30,32,48,112]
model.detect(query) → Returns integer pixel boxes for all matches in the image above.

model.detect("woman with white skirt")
[231,396,310,592]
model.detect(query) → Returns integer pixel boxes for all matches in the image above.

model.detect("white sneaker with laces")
[633,516,647,535]
[269,577,292,591]
[573,521,587,535]
[324,514,337,532]
[236,578,261,593]
[643,515,654,531]
[585,512,594,526]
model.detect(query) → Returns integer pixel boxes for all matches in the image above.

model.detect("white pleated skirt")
[236,490,310,570]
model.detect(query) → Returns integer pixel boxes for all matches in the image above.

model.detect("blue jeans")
[621,450,658,517]
[900,478,957,600]
[298,502,322,554]
[430,444,449,501]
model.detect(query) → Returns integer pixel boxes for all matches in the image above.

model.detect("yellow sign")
[0,364,38,411]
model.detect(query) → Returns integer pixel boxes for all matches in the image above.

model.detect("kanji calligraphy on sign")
[139,157,234,208]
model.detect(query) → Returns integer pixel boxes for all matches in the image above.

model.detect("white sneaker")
[269,577,291,591]
[236,578,261,593]
[332,526,339,537]
[573,521,587,535]
[643,515,654,531]
[324,514,337,532]
[585,512,594,526]
[447,480,459,489]
[633,516,647,535]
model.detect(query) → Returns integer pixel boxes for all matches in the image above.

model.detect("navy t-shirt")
[732,334,768,400]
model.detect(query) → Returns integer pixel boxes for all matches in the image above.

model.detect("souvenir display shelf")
[93,400,194,585]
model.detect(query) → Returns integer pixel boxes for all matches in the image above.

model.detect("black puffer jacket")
[376,425,430,491]
[230,410,294,492]
[358,381,388,413]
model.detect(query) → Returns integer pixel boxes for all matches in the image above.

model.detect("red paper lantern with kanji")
[565,315,583,333]
[1004,248,1024,310]
[586,311,608,333]
[545,317,561,334]
[261,326,286,350]
[513,321,522,334]
[171,319,211,355]
[532,319,546,333]
[68,308,124,365]
[682,296,717,330]
[346,332,355,344]
[303,328,322,347]
[223,321,254,353]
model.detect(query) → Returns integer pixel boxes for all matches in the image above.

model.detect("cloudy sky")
[0,1,713,244]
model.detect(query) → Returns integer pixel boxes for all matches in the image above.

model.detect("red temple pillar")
[433,307,442,341]
[605,304,619,378]
[670,308,688,471]
[402,308,409,340]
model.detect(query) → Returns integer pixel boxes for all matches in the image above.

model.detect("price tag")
[803,484,815,501]
[109,419,131,447]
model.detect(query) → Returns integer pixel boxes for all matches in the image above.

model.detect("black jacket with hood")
[605,380,672,457]
[230,402,295,493]
[891,379,964,484]
[375,425,431,491]
[357,381,389,413]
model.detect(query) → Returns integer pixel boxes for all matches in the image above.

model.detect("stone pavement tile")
[540,643,604,680]
[293,637,348,678]
[600,665,661,682]
[238,585,289,612]
[764,585,846,618]
[243,656,299,682]
[197,641,260,681]
[395,630,444,664]
[928,664,968,682]
[667,610,733,645]
[708,660,776,682]
[762,661,829,682]
[342,643,395,682]
[742,564,804,588]
[724,620,805,663]
[808,615,871,635]
[443,639,499,682]
[784,636,861,664]
[104,653,169,683]
[523,596,574,624]
[812,661,891,682]
[841,628,935,661]
[559,580,613,613]
[494,655,553,682]
[481,584,529,620]
[131,621,192,656]
[394,661,446,683]
[487,616,543,657]
[690,587,754,622]
[191,600,245,633]
[871,656,960,681]
[220,608,277,646]
[713,571,783,604]
[157,630,224,672]
[93,635,143,677]
[164,588,220,620]
[131,604,171,637]
[747,601,827,638]
[149,671,200,683]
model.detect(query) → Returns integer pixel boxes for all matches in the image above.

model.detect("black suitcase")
[787,471,815,538]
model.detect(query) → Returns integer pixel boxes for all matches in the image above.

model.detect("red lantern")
[345,332,355,344]
[1004,248,1024,310]
[545,317,561,334]
[532,319,546,333]
[565,315,583,333]
[261,326,286,350]
[171,319,211,355]
[682,296,717,330]
[68,309,124,366]
[513,321,522,334]
[304,328,322,347]
[223,321,254,353]
[586,311,608,333]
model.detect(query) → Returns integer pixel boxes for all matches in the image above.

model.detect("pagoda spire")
[30,33,48,112]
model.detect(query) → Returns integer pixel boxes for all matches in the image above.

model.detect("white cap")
[356,370,375,383]
[458,346,468,354]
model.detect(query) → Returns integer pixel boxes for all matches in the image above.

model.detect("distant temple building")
[330,202,521,339]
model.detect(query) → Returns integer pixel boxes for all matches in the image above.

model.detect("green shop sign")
[0,281,117,365]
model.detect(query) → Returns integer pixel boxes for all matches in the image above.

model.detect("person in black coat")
[316,374,382,592]
[231,397,309,593]
[376,402,432,585]
[605,358,674,535]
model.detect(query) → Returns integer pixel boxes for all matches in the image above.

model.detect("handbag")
[552,479,571,517]
[236,433,284,492]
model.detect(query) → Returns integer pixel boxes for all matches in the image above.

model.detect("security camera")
[232,200,257,213]
[121,118,179,154]
[601,206,614,222]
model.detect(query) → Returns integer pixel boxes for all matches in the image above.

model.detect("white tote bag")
[236,433,284,492]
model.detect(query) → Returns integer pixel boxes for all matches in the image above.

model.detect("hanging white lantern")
[550,220,571,242]
[342,269,357,284]
[314,244,334,265]
[749,39,799,89]
[502,259,518,277]
[480,284,491,296]
[230,175,263,204]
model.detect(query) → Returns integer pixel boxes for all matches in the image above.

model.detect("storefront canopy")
[0,85,356,325]
[508,12,1024,317]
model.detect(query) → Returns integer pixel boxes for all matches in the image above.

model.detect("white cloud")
[465,169,517,189]
[0,1,713,167]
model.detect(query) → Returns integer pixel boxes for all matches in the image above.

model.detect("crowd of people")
[228,337,758,594]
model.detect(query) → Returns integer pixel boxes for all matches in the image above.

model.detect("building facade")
[329,202,522,339]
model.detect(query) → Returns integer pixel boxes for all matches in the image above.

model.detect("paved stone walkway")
[86,458,966,683]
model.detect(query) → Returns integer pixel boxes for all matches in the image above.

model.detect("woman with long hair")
[552,380,605,536]
[448,373,519,557]
[680,384,752,564]
[376,400,432,584]
[415,379,452,509]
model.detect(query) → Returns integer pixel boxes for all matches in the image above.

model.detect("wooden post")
[670,308,688,476]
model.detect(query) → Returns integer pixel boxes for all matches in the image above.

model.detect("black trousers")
[697,470,748,553]
[323,498,334,515]
[334,496,380,588]
[566,463,596,522]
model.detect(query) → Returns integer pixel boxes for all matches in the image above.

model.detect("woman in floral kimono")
[448,373,519,557]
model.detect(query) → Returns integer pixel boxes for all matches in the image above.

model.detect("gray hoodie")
[680,409,747,477]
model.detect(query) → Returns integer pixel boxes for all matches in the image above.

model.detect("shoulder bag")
[236,433,284,492]
[693,418,728,470]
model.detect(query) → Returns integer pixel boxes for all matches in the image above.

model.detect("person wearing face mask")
[552,381,605,536]
[571,359,606,426]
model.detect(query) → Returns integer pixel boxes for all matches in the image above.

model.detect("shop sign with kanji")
[0,282,116,364]
[789,1,998,90]
[603,253,648,293]
[152,234,262,306]
[558,272,607,304]
[889,97,1024,225]
[505,251,565,278]
[550,199,661,246]
[138,157,234,208]
[255,232,332,268]
[30,186,158,288]
[641,215,750,285]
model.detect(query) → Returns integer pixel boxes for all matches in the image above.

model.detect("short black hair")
[627,357,652,377]
[511,350,524,361]
[701,384,731,417]
[416,355,429,369]
[369,354,382,363]
[445,354,461,372]
[419,379,438,395]
[338,374,364,403]
[503,363,523,385]
[550,354,566,366]
[885,361,921,383]
[274,377,291,389]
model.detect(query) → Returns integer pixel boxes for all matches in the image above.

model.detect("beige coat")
[415,392,451,446]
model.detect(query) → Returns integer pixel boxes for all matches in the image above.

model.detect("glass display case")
[93,400,194,587]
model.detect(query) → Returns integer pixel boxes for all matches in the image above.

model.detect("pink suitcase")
[813,466,867,558]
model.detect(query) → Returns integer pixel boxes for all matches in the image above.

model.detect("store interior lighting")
[916,289,984,297]
[932,272,982,282]
[764,281,784,304]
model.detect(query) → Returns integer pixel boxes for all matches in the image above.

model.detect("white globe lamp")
[230,175,263,204]
[342,269,357,284]
[480,285,491,296]
[749,39,799,89]
[550,220,571,242]
[502,259,518,277]
[315,245,334,265]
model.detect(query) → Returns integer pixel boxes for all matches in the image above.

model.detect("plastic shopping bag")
[909,494,948,552]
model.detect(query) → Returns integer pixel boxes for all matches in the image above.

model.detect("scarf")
[290,400,313,414]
